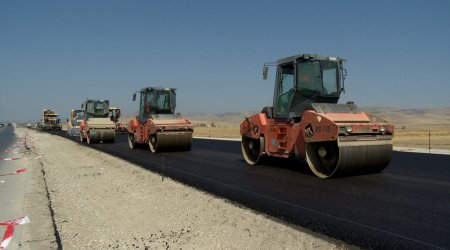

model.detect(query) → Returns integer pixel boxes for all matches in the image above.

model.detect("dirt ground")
[16,128,352,249]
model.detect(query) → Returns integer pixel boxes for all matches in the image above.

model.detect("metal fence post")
[429,131,431,154]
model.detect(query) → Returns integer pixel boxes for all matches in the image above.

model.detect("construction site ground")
[7,128,351,249]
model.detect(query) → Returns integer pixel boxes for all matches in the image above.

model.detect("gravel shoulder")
[20,128,353,249]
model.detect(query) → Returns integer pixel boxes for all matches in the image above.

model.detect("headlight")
[380,126,386,133]
[345,126,353,133]
[339,126,353,134]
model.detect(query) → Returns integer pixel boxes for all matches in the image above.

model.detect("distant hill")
[119,107,450,127]
[362,107,450,126]
[187,111,257,126]
[189,107,450,127]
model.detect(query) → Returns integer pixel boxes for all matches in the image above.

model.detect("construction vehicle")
[109,107,126,133]
[79,99,116,144]
[37,109,62,131]
[127,87,193,152]
[67,109,85,136]
[240,54,394,178]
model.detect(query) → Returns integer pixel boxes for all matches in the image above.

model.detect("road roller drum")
[149,131,192,152]
[306,139,393,178]
[88,129,116,144]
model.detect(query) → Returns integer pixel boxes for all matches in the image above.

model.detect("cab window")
[275,64,294,117]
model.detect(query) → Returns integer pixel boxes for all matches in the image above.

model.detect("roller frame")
[240,109,394,178]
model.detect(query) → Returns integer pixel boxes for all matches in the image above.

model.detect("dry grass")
[393,124,450,150]
[193,126,240,138]
[192,122,450,150]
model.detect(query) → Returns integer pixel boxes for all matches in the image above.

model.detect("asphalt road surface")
[0,125,29,248]
[0,125,24,216]
[53,131,450,249]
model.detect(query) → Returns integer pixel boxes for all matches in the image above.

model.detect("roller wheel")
[149,135,158,153]
[306,141,339,178]
[241,136,265,165]
[87,133,92,144]
[306,140,393,178]
[128,133,136,149]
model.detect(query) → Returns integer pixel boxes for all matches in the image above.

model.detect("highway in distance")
[55,131,450,250]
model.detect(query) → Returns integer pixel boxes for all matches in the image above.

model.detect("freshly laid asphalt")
[50,131,450,249]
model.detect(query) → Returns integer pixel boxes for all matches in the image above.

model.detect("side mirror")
[81,103,84,109]
[263,66,269,80]
[66,118,69,122]
[170,92,176,109]
[132,93,136,101]
[341,67,347,93]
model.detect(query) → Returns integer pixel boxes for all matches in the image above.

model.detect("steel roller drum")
[150,131,192,152]
[89,129,115,143]
[241,136,264,165]
[306,139,393,178]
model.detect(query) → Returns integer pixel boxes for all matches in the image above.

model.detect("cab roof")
[139,87,177,93]
[276,53,346,65]
[84,99,109,102]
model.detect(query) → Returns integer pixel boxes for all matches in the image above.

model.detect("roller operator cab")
[240,54,394,178]
[109,107,126,133]
[127,87,193,153]
[79,99,116,144]
[67,109,84,136]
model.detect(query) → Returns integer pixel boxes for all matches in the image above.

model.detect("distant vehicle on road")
[127,87,193,152]
[37,109,62,131]
[79,99,116,144]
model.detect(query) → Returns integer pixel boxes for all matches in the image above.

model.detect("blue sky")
[1,0,449,122]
